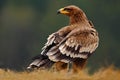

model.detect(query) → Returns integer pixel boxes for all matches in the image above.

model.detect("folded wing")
[46,28,99,63]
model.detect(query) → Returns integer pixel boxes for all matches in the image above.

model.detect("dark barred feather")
[27,55,54,69]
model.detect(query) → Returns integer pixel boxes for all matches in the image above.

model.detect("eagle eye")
[64,8,72,12]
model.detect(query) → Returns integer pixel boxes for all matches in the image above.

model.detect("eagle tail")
[27,55,54,70]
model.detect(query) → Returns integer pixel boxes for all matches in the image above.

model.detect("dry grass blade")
[0,66,120,80]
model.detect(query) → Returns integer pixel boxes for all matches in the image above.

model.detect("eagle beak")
[57,10,61,14]
[57,8,69,14]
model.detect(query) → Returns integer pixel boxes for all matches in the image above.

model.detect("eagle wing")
[41,33,62,55]
[46,27,99,63]
[41,26,71,55]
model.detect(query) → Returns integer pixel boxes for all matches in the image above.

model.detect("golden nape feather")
[27,5,99,73]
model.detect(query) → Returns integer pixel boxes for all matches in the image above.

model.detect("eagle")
[27,5,99,72]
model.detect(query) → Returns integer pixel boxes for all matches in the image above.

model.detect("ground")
[0,66,120,80]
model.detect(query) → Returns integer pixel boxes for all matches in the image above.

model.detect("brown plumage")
[27,5,99,72]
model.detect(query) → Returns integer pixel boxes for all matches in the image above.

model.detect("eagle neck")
[69,12,88,25]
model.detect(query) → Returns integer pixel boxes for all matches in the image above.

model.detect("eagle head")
[57,5,83,16]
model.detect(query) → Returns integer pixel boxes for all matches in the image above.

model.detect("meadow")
[0,66,120,80]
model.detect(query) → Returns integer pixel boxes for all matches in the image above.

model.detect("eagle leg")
[67,62,72,72]
[72,59,87,73]
[53,61,67,71]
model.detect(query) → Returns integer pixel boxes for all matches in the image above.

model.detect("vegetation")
[0,0,120,71]
[0,66,120,80]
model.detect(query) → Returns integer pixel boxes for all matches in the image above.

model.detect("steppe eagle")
[27,5,99,72]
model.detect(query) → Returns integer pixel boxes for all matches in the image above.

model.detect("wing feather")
[41,26,99,63]
[59,28,99,59]
[41,33,63,55]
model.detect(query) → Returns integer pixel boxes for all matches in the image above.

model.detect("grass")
[0,66,120,80]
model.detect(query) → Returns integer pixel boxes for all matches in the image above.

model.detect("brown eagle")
[27,5,99,72]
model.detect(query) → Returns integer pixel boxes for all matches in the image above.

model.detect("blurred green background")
[0,0,120,71]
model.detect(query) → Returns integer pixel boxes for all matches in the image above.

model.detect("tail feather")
[27,55,54,69]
